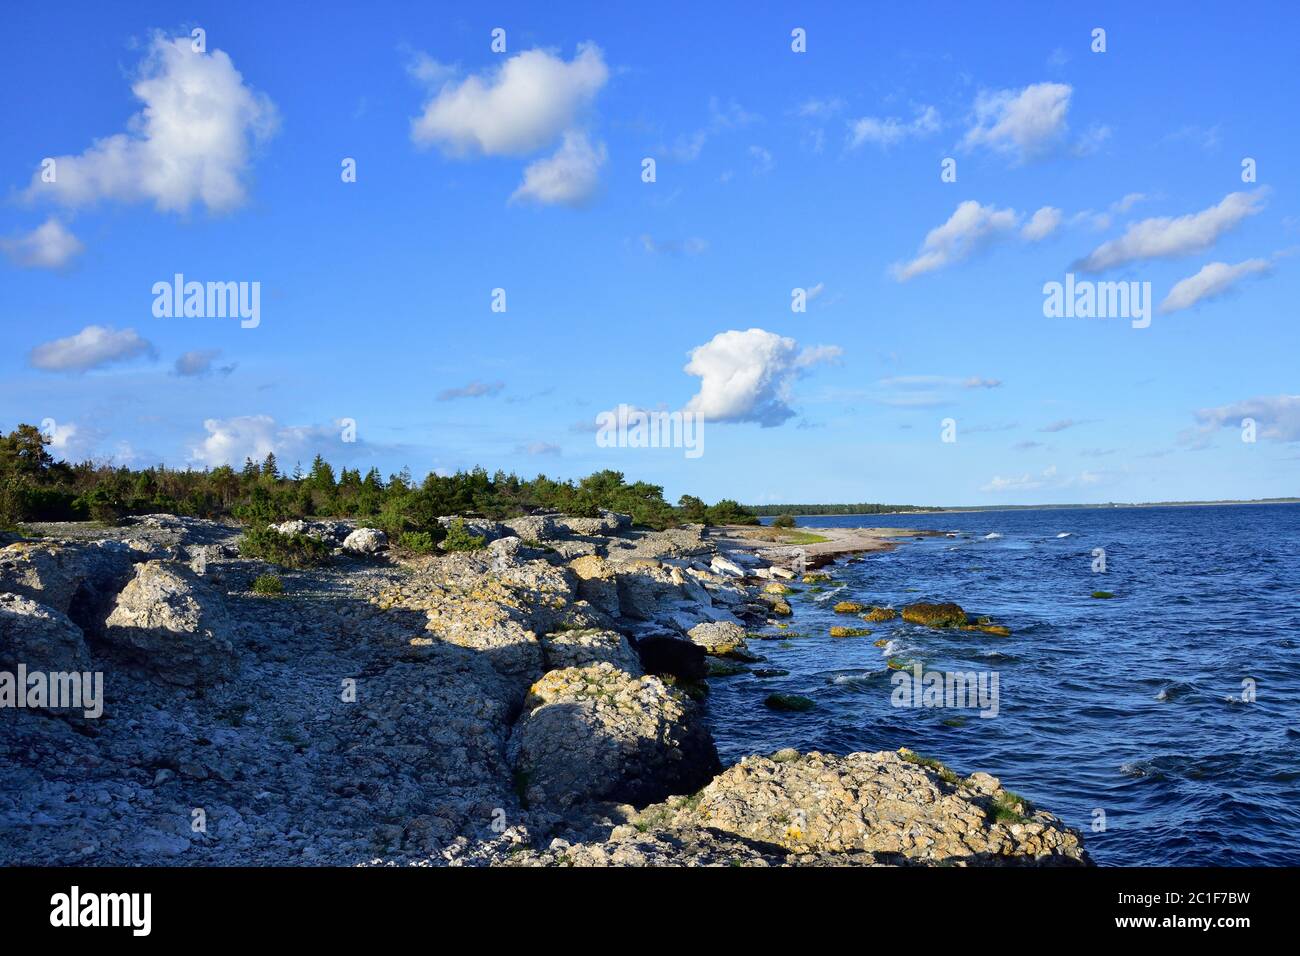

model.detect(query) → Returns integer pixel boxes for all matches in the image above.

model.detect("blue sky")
[2,1,1297,506]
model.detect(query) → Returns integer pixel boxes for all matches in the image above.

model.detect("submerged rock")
[901,602,968,628]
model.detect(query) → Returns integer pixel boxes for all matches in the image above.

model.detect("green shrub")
[239,524,331,568]
[442,517,486,552]
[772,514,796,528]
[398,530,437,554]
[251,574,284,595]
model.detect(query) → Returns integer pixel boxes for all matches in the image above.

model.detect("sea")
[703,503,1300,866]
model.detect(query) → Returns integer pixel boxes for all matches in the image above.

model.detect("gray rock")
[342,528,388,554]
[687,620,749,656]
[507,663,720,809]
[102,561,237,687]
[0,593,92,673]
[541,628,642,674]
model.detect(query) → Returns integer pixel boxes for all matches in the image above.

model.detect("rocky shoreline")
[0,512,1089,866]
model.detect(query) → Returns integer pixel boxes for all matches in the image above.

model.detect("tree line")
[0,423,760,536]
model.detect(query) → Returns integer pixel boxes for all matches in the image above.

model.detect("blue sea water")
[703,504,1300,866]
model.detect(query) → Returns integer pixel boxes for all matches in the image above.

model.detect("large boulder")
[507,663,720,809]
[0,593,92,674]
[501,515,559,542]
[541,628,642,675]
[568,555,621,617]
[342,528,388,554]
[687,621,749,656]
[102,561,237,687]
[668,749,1089,864]
[551,511,629,537]
[0,540,135,632]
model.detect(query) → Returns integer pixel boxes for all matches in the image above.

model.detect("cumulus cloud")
[29,325,155,372]
[683,328,840,427]
[962,82,1071,161]
[1,218,84,269]
[1192,395,1300,442]
[1021,206,1063,241]
[1159,258,1272,314]
[1074,190,1266,273]
[410,44,607,155]
[27,35,277,214]
[847,105,940,149]
[437,380,505,401]
[174,349,236,377]
[190,415,364,467]
[510,131,605,207]
[891,201,1019,281]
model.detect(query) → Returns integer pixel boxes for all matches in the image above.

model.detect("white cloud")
[410,44,607,156]
[1,218,84,269]
[748,145,774,175]
[174,349,236,377]
[1075,190,1266,272]
[28,35,277,214]
[847,105,940,148]
[891,200,1019,281]
[683,328,840,427]
[519,441,561,456]
[962,82,1071,161]
[639,235,708,256]
[1021,206,1062,241]
[437,380,505,400]
[190,415,363,467]
[1159,258,1272,314]
[980,465,1059,493]
[29,325,155,372]
[1193,395,1300,442]
[510,131,606,207]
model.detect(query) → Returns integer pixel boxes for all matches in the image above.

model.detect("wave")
[983,532,1003,539]
[1056,532,1073,538]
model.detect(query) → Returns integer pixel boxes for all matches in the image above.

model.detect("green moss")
[898,749,961,785]
[833,600,866,614]
[901,602,967,628]
[829,625,871,638]
[989,789,1032,824]
[1091,590,1115,599]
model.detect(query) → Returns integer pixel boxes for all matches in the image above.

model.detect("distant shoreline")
[752,498,1300,518]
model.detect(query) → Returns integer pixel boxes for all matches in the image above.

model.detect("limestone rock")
[541,628,642,675]
[508,663,720,809]
[0,593,92,674]
[102,561,237,687]
[687,621,749,656]
[342,528,388,554]
[670,749,1088,864]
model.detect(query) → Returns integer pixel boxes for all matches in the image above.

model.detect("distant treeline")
[747,503,944,516]
[0,423,760,535]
